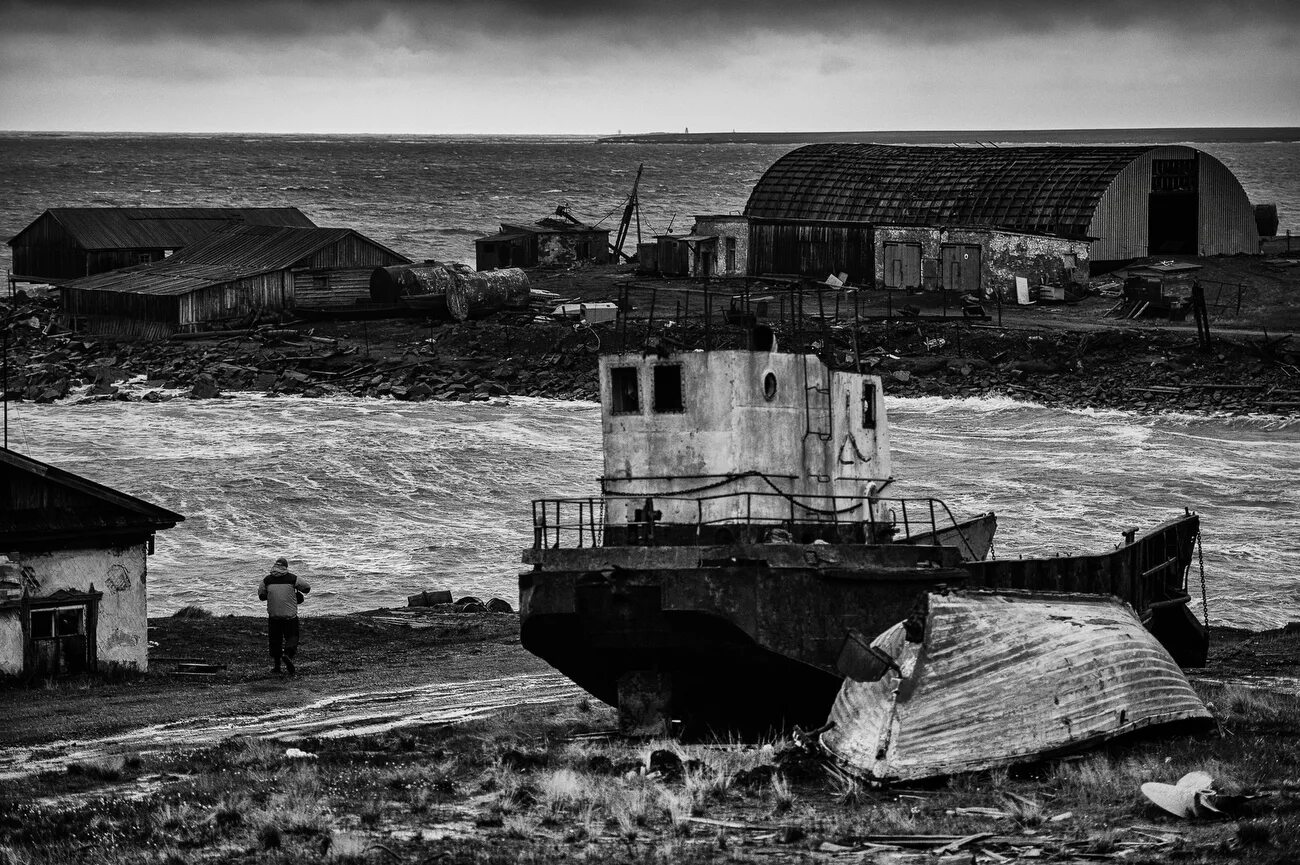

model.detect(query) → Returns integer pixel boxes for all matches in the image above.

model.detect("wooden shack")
[476,216,610,270]
[59,224,411,338]
[0,448,183,679]
[7,207,317,283]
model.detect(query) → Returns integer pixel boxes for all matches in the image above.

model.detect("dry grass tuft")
[768,773,795,815]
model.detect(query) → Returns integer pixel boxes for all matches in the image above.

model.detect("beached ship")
[518,346,1207,734]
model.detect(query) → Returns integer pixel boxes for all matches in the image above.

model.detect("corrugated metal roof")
[12,207,316,250]
[61,225,402,296]
[744,144,1155,237]
[491,218,610,237]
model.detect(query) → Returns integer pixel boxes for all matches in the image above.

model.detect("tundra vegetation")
[1,679,1297,865]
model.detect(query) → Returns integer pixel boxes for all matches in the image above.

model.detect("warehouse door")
[1149,157,1198,255]
[1149,193,1198,254]
[882,242,922,289]
[940,244,982,295]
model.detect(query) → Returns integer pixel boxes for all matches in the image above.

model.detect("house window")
[862,380,878,428]
[31,606,84,640]
[725,237,737,272]
[135,253,153,265]
[29,604,91,676]
[610,366,640,414]
[653,365,684,413]
[312,275,328,292]
[763,371,778,401]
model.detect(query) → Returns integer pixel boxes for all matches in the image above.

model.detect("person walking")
[258,556,310,675]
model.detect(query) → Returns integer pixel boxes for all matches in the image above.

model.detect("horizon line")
[2,124,1298,137]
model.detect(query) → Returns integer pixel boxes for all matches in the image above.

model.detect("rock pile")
[2,291,1295,416]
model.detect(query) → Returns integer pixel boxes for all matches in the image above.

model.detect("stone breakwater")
[2,293,1297,416]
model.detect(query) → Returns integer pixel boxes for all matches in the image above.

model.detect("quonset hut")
[743,143,1261,284]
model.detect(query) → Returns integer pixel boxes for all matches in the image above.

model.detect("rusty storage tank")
[446,267,531,321]
[370,263,460,316]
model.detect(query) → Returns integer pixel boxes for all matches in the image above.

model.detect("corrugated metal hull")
[821,591,1211,783]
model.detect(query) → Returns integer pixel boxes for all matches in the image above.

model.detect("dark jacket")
[258,562,311,618]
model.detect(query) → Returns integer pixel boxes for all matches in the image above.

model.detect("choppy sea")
[1,132,1298,629]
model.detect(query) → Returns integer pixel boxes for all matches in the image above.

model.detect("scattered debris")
[1141,771,1221,819]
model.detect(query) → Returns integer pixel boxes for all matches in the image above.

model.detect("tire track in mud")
[0,671,586,781]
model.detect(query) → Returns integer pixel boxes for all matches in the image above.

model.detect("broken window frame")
[610,366,640,414]
[862,380,878,428]
[652,365,685,414]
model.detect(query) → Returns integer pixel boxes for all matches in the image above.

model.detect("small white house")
[0,448,183,679]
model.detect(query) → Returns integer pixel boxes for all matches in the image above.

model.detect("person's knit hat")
[275,557,288,566]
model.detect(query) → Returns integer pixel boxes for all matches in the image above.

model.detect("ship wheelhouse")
[530,348,985,554]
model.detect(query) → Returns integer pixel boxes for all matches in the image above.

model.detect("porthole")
[763,371,778,401]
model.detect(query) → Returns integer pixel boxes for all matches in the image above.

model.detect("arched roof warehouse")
[744,143,1259,262]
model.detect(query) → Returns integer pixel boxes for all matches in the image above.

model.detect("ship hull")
[519,514,1206,734]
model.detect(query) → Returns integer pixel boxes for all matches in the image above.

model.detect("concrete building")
[0,448,183,679]
[876,225,1092,297]
[745,144,1260,269]
[7,207,317,283]
[649,215,750,278]
[59,224,411,338]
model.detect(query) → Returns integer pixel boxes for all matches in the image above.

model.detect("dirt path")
[0,610,557,748]
[0,670,583,781]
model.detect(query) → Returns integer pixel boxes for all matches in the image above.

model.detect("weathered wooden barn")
[476,216,610,270]
[59,224,411,338]
[0,447,183,679]
[7,207,317,283]
[745,144,1260,269]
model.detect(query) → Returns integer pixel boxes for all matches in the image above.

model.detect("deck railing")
[530,492,970,551]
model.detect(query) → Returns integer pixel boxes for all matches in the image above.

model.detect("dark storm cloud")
[3,0,1293,43]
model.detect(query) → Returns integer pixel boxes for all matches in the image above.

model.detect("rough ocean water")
[8,393,1298,631]
[1,133,1298,630]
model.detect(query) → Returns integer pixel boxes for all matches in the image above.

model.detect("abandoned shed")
[7,207,318,283]
[476,216,610,270]
[0,447,183,679]
[745,144,1260,269]
[59,224,411,338]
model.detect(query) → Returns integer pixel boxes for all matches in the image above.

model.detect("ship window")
[653,365,684,413]
[862,380,877,428]
[763,371,777,401]
[610,366,640,413]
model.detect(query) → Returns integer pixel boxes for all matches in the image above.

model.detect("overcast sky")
[2,0,1296,134]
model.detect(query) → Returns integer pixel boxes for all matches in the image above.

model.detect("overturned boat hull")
[820,590,1213,783]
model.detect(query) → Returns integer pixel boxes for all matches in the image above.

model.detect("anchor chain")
[1195,529,1208,628]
